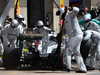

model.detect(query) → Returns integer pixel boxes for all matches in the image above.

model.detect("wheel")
[61,49,75,69]
[48,48,63,70]
[62,38,92,68]
[80,39,92,61]
[56,51,63,70]
[62,49,66,68]
[3,47,22,70]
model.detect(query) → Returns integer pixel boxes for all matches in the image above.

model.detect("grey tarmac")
[0,67,100,75]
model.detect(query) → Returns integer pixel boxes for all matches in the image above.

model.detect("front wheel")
[80,39,92,61]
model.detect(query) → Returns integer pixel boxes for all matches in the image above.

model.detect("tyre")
[60,39,92,69]
[56,51,63,70]
[48,48,63,70]
[62,49,66,68]
[3,47,22,70]
[80,39,92,61]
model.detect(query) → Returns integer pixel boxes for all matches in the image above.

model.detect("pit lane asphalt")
[0,67,100,75]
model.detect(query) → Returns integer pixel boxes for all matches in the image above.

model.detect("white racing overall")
[84,30,100,68]
[2,24,20,49]
[63,7,87,72]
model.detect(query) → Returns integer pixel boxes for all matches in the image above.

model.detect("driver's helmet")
[36,20,44,27]
[11,20,19,28]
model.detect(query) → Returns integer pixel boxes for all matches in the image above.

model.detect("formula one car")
[3,29,64,70]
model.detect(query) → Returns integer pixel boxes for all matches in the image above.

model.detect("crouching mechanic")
[84,30,100,70]
[16,14,26,33]
[2,20,20,49]
[83,14,100,32]
[79,14,100,30]
[63,7,87,73]
[20,20,27,33]
[33,20,52,53]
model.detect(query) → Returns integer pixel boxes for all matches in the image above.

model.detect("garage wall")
[53,0,69,34]
[9,0,27,23]
[2,0,100,34]
[9,7,27,22]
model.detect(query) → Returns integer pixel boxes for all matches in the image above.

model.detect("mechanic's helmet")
[85,13,92,18]
[21,20,27,28]
[36,20,44,27]
[83,14,91,23]
[59,8,64,15]
[56,7,64,16]
[11,20,18,28]
[16,15,24,21]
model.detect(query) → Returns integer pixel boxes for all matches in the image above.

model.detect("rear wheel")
[3,47,22,70]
